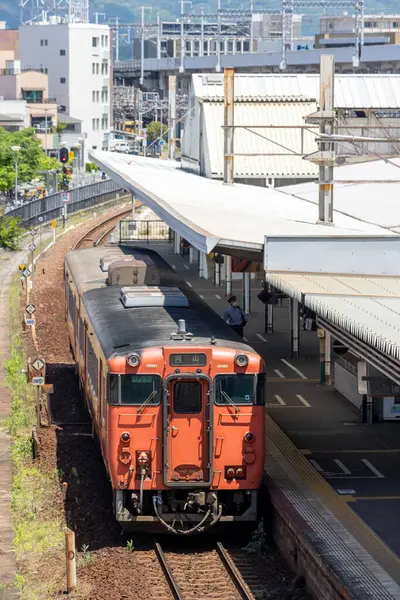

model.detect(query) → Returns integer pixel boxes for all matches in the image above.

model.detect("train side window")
[102,376,107,423]
[109,374,119,405]
[86,334,99,398]
[79,318,85,357]
[68,286,75,325]
[215,374,256,405]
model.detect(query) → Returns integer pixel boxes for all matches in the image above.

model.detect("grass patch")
[2,274,65,599]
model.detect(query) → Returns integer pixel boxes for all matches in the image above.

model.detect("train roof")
[68,245,252,357]
[82,284,251,358]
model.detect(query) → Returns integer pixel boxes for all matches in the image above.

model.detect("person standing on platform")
[223,295,248,338]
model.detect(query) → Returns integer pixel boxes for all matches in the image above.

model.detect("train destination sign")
[169,353,207,367]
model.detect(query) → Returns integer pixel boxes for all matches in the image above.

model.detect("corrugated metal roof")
[192,73,400,108]
[283,158,400,231]
[266,271,400,361]
[202,101,318,178]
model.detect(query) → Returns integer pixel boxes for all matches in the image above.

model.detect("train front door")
[164,377,211,485]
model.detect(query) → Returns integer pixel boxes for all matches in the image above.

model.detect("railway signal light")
[60,147,69,163]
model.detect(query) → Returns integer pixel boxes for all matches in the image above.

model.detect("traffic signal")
[60,147,69,163]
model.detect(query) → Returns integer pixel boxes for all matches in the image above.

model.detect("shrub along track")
[21,205,310,600]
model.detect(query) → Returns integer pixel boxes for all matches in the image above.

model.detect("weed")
[79,544,95,567]
[126,539,134,552]
[71,466,80,483]
[242,520,267,554]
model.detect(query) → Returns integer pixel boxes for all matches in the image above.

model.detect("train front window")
[215,374,256,405]
[109,374,162,405]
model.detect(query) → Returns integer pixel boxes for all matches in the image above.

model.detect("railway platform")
[130,237,400,598]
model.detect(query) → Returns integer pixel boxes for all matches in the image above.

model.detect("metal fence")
[119,220,172,243]
[3,179,124,228]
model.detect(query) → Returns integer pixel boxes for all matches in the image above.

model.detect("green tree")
[146,121,168,144]
[0,127,59,195]
[0,215,24,250]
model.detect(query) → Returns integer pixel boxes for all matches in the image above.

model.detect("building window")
[96,118,100,129]
[60,49,66,56]
[22,90,43,102]
[101,61,108,75]
[92,90,96,102]
[96,63,100,75]
[105,35,109,46]
[60,105,66,112]
[235,40,241,52]
[96,91,100,102]
[92,62,96,74]
[101,35,105,46]
[60,77,66,84]
[243,40,250,52]
[92,118,96,130]
[40,39,48,46]
[92,37,99,47]
[393,22,399,28]
[101,90,108,103]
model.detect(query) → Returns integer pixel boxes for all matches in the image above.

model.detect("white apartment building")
[19,20,111,153]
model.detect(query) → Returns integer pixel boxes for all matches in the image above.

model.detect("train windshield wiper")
[220,390,240,413]
[137,390,157,414]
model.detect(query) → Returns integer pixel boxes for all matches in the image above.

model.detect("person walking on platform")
[223,295,248,338]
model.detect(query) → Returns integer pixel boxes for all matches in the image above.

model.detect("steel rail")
[72,208,132,250]
[154,542,185,600]
[216,542,255,600]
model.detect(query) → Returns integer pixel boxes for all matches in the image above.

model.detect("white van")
[110,140,131,153]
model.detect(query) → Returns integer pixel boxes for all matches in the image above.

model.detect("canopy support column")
[242,272,251,314]
[290,298,300,359]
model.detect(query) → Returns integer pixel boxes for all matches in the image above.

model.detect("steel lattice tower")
[19,0,89,24]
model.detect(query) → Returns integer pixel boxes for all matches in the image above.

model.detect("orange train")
[65,245,265,534]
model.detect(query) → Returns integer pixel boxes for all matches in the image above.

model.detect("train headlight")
[235,467,245,479]
[235,354,248,367]
[127,352,140,367]
[121,432,130,442]
[244,432,254,442]
[226,467,235,479]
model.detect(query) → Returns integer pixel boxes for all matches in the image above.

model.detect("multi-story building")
[19,18,111,154]
[133,13,304,60]
[316,14,400,48]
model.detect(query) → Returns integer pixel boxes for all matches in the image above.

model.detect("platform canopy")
[90,151,391,261]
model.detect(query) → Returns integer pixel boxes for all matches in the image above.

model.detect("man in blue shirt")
[223,295,248,338]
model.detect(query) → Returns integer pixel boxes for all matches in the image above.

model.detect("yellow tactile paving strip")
[265,413,400,585]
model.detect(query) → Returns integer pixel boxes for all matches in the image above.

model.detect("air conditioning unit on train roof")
[120,286,189,308]
[108,259,160,287]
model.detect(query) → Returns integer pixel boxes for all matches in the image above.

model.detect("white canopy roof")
[90,151,391,258]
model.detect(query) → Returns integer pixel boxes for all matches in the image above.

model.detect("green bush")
[85,161,99,173]
[0,216,24,250]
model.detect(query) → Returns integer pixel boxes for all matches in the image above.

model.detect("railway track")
[154,542,256,600]
[72,199,144,250]
[73,207,132,249]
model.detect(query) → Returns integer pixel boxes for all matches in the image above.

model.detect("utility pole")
[318,54,335,223]
[250,0,254,52]
[168,75,177,160]
[223,67,234,185]
[115,16,119,62]
[140,6,152,86]
[223,68,234,298]
[157,12,161,59]
[216,0,221,72]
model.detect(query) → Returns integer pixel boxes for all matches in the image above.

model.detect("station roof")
[282,158,400,233]
[90,151,390,260]
[267,271,400,362]
[192,73,400,109]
